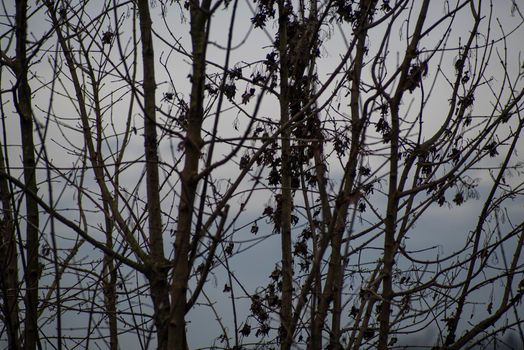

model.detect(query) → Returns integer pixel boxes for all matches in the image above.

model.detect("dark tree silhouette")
[1,1,524,349]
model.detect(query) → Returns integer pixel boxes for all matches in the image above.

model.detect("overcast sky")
[1,0,524,349]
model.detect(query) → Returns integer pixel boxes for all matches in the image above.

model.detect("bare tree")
[1,0,524,349]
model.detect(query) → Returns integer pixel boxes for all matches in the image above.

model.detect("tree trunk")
[0,139,21,350]
[378,3,429,348]
[168,1,210,348]
[277,1,293,348]
[136,1,171,349]
[15,2,40,349]
[103,207,118,350]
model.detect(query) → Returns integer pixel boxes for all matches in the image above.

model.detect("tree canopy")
[1,1,524,349]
